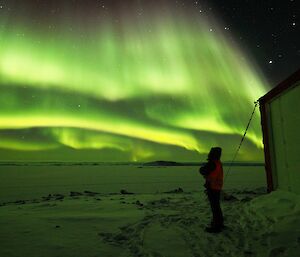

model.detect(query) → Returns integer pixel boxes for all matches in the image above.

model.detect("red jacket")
[206,160,223,190]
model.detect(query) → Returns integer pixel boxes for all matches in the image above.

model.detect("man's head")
[208,147,222,161]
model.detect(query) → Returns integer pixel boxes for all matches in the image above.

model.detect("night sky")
[0,0,299,162]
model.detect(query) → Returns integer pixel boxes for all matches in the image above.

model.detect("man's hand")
[199,161,216,176]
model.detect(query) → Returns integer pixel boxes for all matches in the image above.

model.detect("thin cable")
[224,100,259,183]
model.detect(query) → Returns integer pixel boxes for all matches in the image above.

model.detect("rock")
[42,194,52,201]
[84,190,99,196]
[164,187,184,194]
[15,200,26,205]
[159,198,169,204]
[135,200,144,207]
[241,196,253,202]
[54,194,64,200]
[120,189,134,195]
[70,191,83,197]
[222,192,238,201]
[114,234,128,242]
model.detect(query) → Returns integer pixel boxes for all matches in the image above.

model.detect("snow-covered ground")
[0,165,299,257]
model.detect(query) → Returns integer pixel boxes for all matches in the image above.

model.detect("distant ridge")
[0,161,264,167]
[142,161,264,167]
[142,160,185,166]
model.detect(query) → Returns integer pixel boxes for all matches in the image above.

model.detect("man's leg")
[213,190,223,227]
[206,189,223,232]
[207,189,218,227]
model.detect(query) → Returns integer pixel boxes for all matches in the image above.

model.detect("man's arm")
[199,161,216,176]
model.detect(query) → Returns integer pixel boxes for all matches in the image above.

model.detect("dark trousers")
[207,189,223,228]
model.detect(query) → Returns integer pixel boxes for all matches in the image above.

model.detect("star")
[269,60,273,64]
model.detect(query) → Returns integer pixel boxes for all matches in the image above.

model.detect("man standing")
[199,147,224,233]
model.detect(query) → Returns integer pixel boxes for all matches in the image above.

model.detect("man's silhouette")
[199,147,224,233]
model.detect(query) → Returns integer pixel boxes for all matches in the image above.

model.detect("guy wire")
[224,100,259,183]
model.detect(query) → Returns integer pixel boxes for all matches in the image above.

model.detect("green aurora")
[0,5,268,162]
